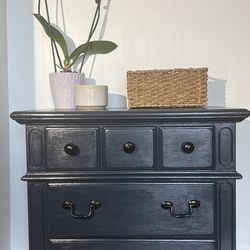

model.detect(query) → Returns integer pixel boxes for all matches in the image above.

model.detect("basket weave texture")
[127,68,208,108]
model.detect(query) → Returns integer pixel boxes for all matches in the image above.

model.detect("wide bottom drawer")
[46,183,215,237]
[49,239,216,250]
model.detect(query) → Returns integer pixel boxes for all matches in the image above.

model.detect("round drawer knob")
[123,142,135,154]
[64,143,80,156]
[181,142,195,153]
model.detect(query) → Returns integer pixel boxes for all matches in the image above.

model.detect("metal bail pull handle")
[63,200,101,219]
[161,200,200,218]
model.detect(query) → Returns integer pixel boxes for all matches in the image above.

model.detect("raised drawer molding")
[46,127,98,170]
[11,108,250,250]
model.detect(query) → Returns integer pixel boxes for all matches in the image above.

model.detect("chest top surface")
[10,107,250,125]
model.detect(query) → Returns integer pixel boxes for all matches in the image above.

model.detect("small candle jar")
[75,85,108,110]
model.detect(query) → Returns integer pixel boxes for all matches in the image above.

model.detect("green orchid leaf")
[67,40,117,63]
[33,14,69,59]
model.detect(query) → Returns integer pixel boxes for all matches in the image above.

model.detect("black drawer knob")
[123,142,135,154]
[64,143,80,156]
[181,142,195,153]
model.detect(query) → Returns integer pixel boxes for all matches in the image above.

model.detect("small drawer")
[49,240,216,250]
[46,183,215,238]
[46,128,98,170]
[104,127,155,169]
[162,127,213,169]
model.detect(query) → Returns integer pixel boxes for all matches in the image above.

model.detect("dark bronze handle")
[63,200,101,219]
[161,200,200,218]
[64,143,80,156]
[181,142,195,153]
[123,142,135,154]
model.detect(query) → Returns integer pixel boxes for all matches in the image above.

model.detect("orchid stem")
[79,0,101,73]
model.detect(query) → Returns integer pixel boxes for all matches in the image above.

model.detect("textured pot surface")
[49,72,85,109]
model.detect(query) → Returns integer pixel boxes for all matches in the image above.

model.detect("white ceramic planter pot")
[49,72,85,109]
[75,85,108,110]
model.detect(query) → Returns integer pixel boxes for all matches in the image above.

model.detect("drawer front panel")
[46,128,98,170]
[49,240,216,250]
[46,183,215,237]
[104,127,155,169]
[162,127,213,169]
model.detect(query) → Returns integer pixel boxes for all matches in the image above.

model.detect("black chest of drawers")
[11,108,250,250]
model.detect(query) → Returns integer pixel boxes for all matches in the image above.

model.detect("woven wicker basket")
[127,68,208,108]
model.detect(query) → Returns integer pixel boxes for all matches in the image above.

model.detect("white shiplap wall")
[7,0,250,249]
[7,0,35,249]
[0,0,10,249]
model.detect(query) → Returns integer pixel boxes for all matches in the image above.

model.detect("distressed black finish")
[162,127,213,169]
[11,108,250,250]
[104,127,155,169]
[46,183,214,238]
[46,128,98,170]
[48,240,216,250]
